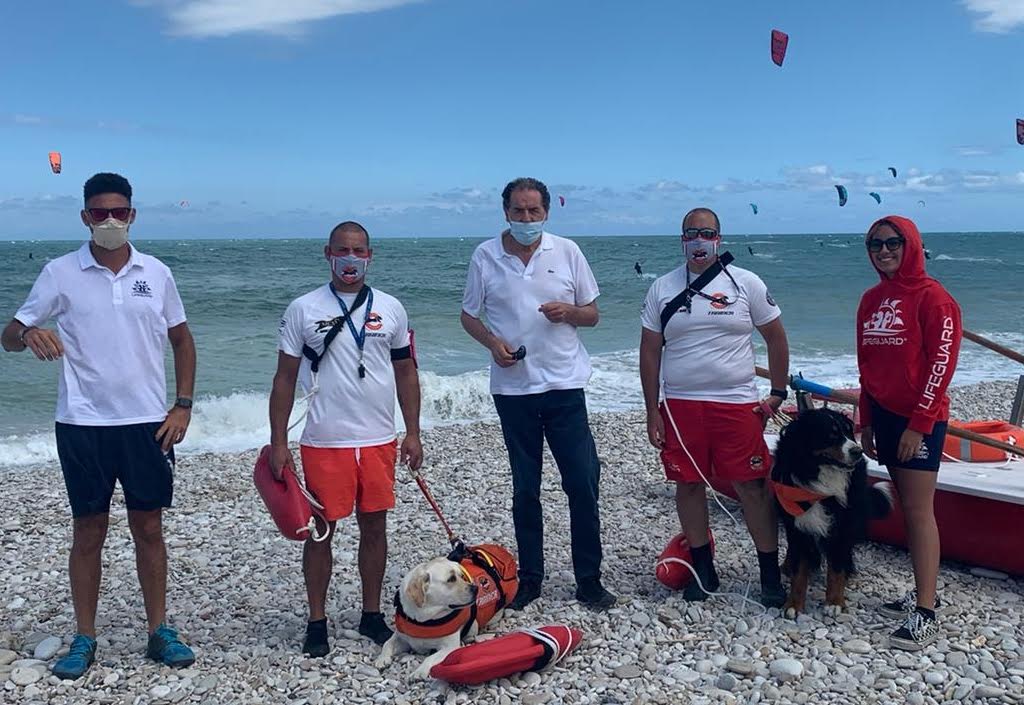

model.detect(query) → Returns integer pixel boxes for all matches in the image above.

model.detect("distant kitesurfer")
[634,261,643,276]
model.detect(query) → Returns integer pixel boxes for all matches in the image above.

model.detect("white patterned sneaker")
[889,609,939,651]
[878,589,942,619]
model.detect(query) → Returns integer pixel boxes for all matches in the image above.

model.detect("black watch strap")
[174,397,193,409]
[770,388,789,400]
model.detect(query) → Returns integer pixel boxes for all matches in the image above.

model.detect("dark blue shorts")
[56,422,175,518]
[870,402,947,472]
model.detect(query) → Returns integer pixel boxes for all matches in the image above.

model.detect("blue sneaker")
[52,634,97,680]
[146,624,195,668]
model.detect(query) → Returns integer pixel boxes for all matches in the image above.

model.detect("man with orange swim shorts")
[269,221,422,656]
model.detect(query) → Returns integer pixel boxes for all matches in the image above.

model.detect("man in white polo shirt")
[2,173,198,679]
[639,207,789,607]
[460,177,615,610]
[270,221,422,656]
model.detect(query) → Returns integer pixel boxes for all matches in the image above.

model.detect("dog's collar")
[769,479,829,517]
[393,590,476,640]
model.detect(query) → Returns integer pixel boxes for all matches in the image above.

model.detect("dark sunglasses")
[682,227,720,241]
[85,207,132,222]
[866,236,905,253]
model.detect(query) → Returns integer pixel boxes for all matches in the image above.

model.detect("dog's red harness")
[770,479,828,517]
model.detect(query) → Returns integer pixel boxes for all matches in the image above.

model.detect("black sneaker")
[879,589,943,619]
[575,579,617,609]
[303,619,330,657]
[760,581,787,608]
[508,580,542,611]
[889,608,939,651]
[682,562,720,602]
[358,612,393,645]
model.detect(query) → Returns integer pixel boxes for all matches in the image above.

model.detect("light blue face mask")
[508,220,545,246]
[331,254,369,283]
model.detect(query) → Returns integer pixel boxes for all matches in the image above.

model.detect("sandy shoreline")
[1,379,1022,704]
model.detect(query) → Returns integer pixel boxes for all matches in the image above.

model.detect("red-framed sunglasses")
[85,207,132,222]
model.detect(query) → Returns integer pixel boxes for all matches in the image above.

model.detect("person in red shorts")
[639,207,790,606]
[269,221,423,656]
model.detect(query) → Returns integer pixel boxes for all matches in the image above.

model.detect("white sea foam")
[1,345,1020,468]
[934,254,1005,263]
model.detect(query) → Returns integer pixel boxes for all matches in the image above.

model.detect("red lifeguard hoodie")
[856,216,962,434]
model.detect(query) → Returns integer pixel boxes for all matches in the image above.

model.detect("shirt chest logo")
[131,279,153,298]
[863,298,906,345]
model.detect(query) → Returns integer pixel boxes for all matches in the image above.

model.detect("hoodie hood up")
[866,215,929,288]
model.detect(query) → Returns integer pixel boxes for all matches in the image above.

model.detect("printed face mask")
[331,254,369,284]
[507,220,545,246]
[90,218,130,250]
[684,237,719,264]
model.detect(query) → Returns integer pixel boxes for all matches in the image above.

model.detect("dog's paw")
[411,665,433,680]
[374,655,392,670]
[824,603,844,618]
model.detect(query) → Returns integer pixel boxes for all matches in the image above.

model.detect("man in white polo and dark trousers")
[269,221,423,657]
[2,173,198,679]
[460,177,616,610]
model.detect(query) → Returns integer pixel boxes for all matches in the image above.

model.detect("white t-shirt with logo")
[14,243,187,425]
[641,264,781,403]
[279,284,410,448]
[462,232,599,395]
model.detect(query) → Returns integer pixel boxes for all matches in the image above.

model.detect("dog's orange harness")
[770,479,828,517]
[394,544,519,641]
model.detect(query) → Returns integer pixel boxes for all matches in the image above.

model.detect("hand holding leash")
[401,433,423,471]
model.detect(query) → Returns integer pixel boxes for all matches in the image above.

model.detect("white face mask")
[90,218,130,250]
[684,237,719,265]
[331,254,369,284]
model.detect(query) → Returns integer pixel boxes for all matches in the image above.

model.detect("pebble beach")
[2,380,1022,705]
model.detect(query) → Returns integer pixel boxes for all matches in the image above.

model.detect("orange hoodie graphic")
[856,216,962,434]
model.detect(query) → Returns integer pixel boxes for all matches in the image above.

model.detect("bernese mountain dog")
[771,408,893,618]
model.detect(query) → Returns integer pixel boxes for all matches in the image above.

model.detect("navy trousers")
[493,388,603,584]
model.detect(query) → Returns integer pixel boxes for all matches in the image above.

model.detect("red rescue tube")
[430,625,583,685]
[253,444,326,541]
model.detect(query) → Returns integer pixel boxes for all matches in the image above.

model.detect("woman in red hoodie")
[856,216,961,651]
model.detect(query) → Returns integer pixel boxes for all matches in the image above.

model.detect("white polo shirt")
[279,284,411,448]
[14,243,187,425]
[462,232,599,396]
[641,264,781,403]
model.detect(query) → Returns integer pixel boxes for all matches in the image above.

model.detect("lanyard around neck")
[329,283,373,378]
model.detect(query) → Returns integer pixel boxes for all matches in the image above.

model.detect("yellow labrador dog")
[376,556,492,680]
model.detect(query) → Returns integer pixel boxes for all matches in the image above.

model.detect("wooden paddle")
[754,366,1024,459]
[963,329,1024,366]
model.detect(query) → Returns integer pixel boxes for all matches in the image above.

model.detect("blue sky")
[2,0,1022,239]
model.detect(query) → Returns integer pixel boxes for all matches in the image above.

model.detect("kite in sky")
[835,184,848,207]
[771,29,788,67]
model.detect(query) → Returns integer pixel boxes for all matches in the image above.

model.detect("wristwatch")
[174,397,193,409]
[770,388,789,401]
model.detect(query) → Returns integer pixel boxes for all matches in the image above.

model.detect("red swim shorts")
[659,399,771,484]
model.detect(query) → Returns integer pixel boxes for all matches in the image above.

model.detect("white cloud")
[963,0,1024,33]
[954,145,995,157]
[13,114,43,125]
[152,0,425,38]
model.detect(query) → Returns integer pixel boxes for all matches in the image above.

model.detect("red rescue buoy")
[655,531,715,590]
